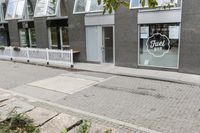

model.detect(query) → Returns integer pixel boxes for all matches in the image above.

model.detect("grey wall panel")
[34,17,49,48]
[115,7,138,68]
[8,20,20,46]
[138,9,182,24]
[179,0,200,74]
[66,0,86,61]
[85,14,114,26]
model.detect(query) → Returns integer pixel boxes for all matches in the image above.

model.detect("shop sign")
[146,33,170,57]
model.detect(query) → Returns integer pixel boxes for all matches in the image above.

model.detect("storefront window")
[29,28,36,47]
[139,23,180,68]
[0,28,9,46]
[19,29,28,47]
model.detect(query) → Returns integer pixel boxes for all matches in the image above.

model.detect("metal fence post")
[46,48,49,65]
[26,47,29,62]
[70,49,73,68]
[9,46,12,61]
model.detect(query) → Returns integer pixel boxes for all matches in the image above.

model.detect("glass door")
[50,27,59,49]
[60,27,69,50]
[49,26,69,50]
[102,27,113,63]
[19,29,29,47]
[19,28,36,47]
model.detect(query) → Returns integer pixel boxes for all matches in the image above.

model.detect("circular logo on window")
[146,33,170,57]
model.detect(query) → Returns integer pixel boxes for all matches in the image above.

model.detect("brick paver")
[57,76,200,133]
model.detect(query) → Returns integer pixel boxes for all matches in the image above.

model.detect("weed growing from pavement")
[76,120,91,133]
[61,120,113,133]
[0,108,40,133]
[61,128,68,133]
[104,129,112,133]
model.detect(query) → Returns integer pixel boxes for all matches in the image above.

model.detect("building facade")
[0,0,199,74]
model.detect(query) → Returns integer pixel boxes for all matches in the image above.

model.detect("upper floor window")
[0,2,6,22]
[130,0,181,9]
[5,0,26,20]
[34,0,60,17]
[5,0,34,20]
[73,0,103,14]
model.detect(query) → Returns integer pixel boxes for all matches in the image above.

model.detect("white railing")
[0,46,73,67]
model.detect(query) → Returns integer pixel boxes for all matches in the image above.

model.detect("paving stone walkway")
[0,88,148,133]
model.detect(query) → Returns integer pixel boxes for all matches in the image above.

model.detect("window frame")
[129,0,180,10]
[46,0,60,16]
[0,3,5,22]
[5,0,26,20]
[137,23,181,69]
[73,0,87,14]
[34,0,60,17]
[73,0,103,14]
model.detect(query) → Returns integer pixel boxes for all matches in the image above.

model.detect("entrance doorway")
[86,26,114,63]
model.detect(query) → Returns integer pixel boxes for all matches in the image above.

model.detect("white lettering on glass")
[146,33,170,57]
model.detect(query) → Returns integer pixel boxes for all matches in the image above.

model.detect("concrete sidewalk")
[73,63,200,86]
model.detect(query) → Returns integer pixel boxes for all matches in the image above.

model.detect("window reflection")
[0,28,9,46]
[74,0,86,13]
[15,0,25,18]
[139,23,180,68]
[6,0,17,19]
[19,28,36,48]
[35,0,60,17]
[34,0,48,17]
[47,0,57,15]
[130,0,181,8]
[49,26,69,50]
[89,0,103,12]
[6,0,26,19]
[19,29,28,47]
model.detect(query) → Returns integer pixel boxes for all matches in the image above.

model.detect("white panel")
[86,26,101,62]
[138,9,181,24]
[85,14,114,26]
